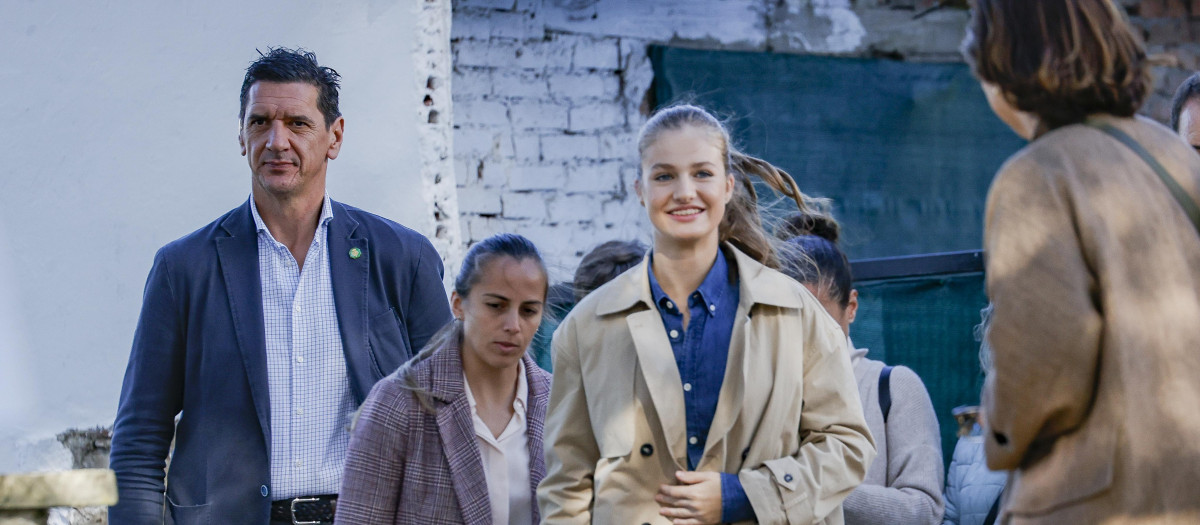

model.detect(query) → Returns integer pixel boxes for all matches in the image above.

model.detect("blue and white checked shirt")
[251,194,357,499]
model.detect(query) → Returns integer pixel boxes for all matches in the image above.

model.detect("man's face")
[1178,98,1200,155]
[239,81,343,200]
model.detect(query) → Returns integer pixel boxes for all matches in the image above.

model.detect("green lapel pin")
[349,247,362,260]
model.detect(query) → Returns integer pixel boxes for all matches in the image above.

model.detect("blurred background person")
[942,305,1007,525]
[1170,72,1200,152]
[964,0,1200,522]
[781,211,945,525]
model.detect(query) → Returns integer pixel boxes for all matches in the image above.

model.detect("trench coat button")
[640,444,654,456]
[260,485,269,497]
[784,473,794,483]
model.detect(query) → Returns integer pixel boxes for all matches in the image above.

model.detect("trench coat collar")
[594,243,804,316]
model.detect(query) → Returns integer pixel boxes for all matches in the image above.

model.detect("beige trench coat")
[538,245,875,525]
[984,115,1200,524]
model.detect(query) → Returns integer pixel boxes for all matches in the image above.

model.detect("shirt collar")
[647,249,731,318]
[249,193,335,234]
[463,358,528,416]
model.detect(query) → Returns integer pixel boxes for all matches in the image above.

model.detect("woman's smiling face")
[636,124,735,249]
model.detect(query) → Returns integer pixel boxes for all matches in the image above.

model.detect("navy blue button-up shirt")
[648,250,754,522]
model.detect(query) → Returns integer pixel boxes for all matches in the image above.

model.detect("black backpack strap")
[878,366,894,424]
[983,490,1003,525]
[1084,118,1200,235]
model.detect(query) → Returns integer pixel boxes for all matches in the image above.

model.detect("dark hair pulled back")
[397,233,547,412]
[779,211,854,310]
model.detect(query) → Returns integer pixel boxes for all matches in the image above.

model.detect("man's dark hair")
[239,47,341,128]
[1170,73,1200,132]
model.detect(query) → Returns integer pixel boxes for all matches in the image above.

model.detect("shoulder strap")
[878,366,894,424]
[1084,119,1200,235]
[983,490,1003,525]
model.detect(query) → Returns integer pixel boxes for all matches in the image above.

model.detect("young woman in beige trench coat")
[537,104,876,525]
[964,1,1200,523]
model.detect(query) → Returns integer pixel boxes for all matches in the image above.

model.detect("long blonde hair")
[636,104,814,269]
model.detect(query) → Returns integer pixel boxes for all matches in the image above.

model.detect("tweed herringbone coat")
[539,245,876,525]
[335,341,551,525]
[983,115,1200,524]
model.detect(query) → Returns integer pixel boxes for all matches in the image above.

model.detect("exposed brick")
[453,8,544,41]
[455,0,517,10]
[466,215,505,242]
[493,70,551,100]
[547,193,603,222]
[548,72,622,101]
[454,99,509,127]
[455,128,504,159]
[502,191,550,220]
[565,162,622,193]
[509,164,567,191]
[599,132,637,160]
[510,101,570,130]
[455,39,516,68]
[511,40,574,71]
[452,68,492,98]
[511,133,542,163]
[566,34,622,71]
[568,103,626,132]
[540,132,602,161]
[457,185,503,215]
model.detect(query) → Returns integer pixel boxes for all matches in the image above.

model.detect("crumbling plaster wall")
[451,0,1200,279]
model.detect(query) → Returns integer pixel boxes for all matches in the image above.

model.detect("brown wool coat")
[983,115,1200,524]
[538,245,875,525]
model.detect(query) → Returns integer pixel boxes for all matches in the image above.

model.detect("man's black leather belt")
[270,494,337,524]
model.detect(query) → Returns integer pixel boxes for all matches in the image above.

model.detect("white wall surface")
[0,0,430,472]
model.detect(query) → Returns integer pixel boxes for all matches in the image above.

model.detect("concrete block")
[455,128,504,159]
[549,72,621,101]
[511,133,542,163]
[489,9,546,40]
[539,0,767,49]
[540,132,601,161]
[599,132,637,161]
[454,99,509,127]
[567,34,622,71]
[512,39,574,71]
[502,191,550,220]
[454,158,473,186]
[466,215,506,242]
[565,162,622,193]
[547,193,602,222]
[455,38,516,68]
[568,102,626,131]
[510,101,570,130]
[452,68,493,98]
[455,0,518,10]
[509,163,567,191]
[457,185,503,215]
[493,70,551,100]
[451,8,496,41]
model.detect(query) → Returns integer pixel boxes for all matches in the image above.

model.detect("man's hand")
[655,470,723,525]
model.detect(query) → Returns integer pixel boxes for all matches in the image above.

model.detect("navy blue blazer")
[109,199,452,524]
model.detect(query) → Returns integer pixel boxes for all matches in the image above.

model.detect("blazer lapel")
[430,344,492,525]
[214,200,270,449]
[327,201,372,403]
[627,308,687,468]
[524,355,550,523]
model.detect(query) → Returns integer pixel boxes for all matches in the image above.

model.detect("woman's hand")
[655,470,723,525]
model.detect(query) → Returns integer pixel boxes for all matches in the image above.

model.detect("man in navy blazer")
[109,48,452,524]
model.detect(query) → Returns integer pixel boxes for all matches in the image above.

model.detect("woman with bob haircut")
[963,0,1200,523]
[538,104,875,525]
[335,233,552,525]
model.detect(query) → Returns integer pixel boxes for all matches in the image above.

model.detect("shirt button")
[294,408,303,416]
[640,444,654,456]
[665,301,674,310]
[296,356,305,364]
[709,304,716,312]
[293,304,301,313]
[669,330,679,339]
[295,460,303,468]
[260,485,269,497]
[784,473,794,483]
[683,383,692,392]
[689,436,698,445]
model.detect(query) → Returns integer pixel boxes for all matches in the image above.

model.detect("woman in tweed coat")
[336,234,553,525]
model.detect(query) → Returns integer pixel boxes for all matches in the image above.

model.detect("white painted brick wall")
[450,0,974,280]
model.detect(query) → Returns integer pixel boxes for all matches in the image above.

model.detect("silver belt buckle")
[290,497,321,525]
